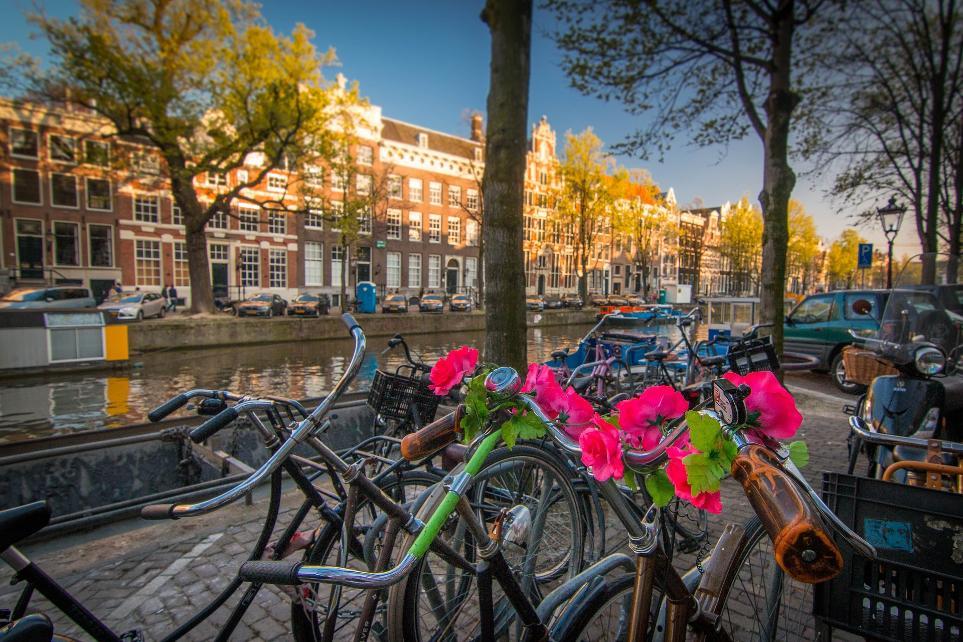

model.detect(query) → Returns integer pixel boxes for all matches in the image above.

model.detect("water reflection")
[0,324,596,442]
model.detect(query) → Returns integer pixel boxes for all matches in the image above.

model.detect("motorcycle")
[846,287,963,482]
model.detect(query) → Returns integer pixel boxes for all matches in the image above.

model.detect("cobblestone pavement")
[2,376,860,641]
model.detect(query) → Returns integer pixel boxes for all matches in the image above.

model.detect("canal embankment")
[128,308,597,353]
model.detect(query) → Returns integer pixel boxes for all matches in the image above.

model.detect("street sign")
[858,243,873,269]
[375,240,386,249]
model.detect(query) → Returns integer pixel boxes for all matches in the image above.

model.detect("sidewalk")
[2,385,856,641]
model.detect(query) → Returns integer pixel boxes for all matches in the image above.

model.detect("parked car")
[382,294,409,313]
[0,286,96,310]
[288,293,330,317]
[589,294,608,307]
[98,291,167,320]
[449,294,473,312]
[625,295,644,306]
[561,293,583,308]
[908,283,963,315]
[783,289,889,393]
[605,295,629,307]
[543,295,564,310]
[526,295,545,311]
[419,294,444,313]
[236,293,287,318]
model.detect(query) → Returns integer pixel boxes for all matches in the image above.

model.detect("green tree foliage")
[826,229,867,289]
[787,200,822,291]
[719,197,763,295]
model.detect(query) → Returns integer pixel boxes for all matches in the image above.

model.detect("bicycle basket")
[726,337,779,375]
[367,367,440,424]
[814,472,963,641]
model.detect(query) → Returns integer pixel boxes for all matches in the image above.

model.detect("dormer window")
[417,133,428,148]
[474,148,483,162]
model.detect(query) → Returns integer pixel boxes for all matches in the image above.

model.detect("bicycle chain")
[694,533,712,575]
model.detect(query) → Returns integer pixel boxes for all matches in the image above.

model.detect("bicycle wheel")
[290,469,440,642]
[386,445,586,641]
[548,571,640,642]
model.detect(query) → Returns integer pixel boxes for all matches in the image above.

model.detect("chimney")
[470,113,484,142]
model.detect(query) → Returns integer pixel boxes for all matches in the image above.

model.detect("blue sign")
[858,243,874,269]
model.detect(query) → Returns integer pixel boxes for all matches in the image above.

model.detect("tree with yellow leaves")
[786,200,822,293]
[612,170,675,298]
[826,229,867,289]
[719,197,763,295]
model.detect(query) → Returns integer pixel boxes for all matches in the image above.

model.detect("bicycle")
[239,366,875,641]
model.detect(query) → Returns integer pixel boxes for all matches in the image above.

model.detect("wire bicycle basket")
[366,363,440,425]
[725,336,780,375]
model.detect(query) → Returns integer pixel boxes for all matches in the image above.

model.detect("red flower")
[579,415,624,482]
[429,345,479,395]
[722,371,802,439]
[664,445,722,514]
[522,363,558,397]
[616,386,688,450]
[555,388,596,439]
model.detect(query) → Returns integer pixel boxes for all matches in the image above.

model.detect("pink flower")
[722,371,802,439]
[555,388,596,438]
[579,415,624,482]
[616,386,688,450]
[665,445,722,514]
[522,363,558,397]
[429,346,479,396]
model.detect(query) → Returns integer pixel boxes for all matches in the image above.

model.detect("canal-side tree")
[614,172,674,298]
[458,147,487,310]
[480,0,532,372]
[786,200,821,292]
[719,197,763,296]
[552,129,621,304]
[826,229,867,289]
[26,0,338,313]
[546,0,845,352]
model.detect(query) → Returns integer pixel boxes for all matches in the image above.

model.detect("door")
[537,274,546,296]
[783,293,837,364]
[446,259,459,294]
[211,263,229,296]
[16,220,44,280]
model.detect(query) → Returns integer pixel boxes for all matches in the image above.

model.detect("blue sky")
[0,0,919,255]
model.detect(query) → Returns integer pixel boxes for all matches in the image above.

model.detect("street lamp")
[877,196,906,289]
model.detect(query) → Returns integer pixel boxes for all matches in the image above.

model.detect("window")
[388,174,402,199]
[12,169,41,204]
[49,134,76,163]
[408,212,422,241]
[173,242,190,286]
[269,249,287,287]
[305,242,323,286]
[448,185,461,207]
[428,215,441,243]
[466,257,478,290]
[539,170,547,186]
[408,253,422,288]
[409,178,423,202]
[355,246,371,282]
[84,140,110,167]
[205,172,227,187]
[303,165,324,189]
[268,212,286,235]
[789,294,834,324]
[89,224,113,267]
[356,174,372,196]
[429,182,442,205]
[306,208,323,229]
[240,247,260,287]
[387,209,402,240]
[209,243,229,262]
[331,170,346,192]
[208,209,228,230]
[49,319,103,363]
[239,206,259,232]
[10,128,38,158]
[51,173,78,208]
[417,132,428,148]
[134,195,159,223]
[386,252,401,288]
[172,204,184,226]
[466,220,479,246]
[135,239,162,286]
[428,255,441,288]
[329,201,344,232]
[466,189,478,211]
[447,217,461,245]
[267,174,286,191]
[357,209,372,235]
[331,246,345,287]
[357,146,373,165]
[54,222,79,266]
[474,148,483,162]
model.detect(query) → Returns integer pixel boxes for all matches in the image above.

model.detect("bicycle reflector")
[713,379,747,426]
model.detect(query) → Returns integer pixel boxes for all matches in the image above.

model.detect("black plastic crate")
[815,472,963,641]
[726,337,779,375]
[366,368,439,425]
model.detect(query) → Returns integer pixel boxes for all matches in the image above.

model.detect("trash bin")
[658,289,667,304]
[355,281,377,313]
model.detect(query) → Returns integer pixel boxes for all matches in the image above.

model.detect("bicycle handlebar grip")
[189,407,239,443]
[400,405,464,462]
[730,444,843,584]
[141,504,178,520]
[239,560,303,586]
[341,312,360,334]
[148,393,189,422]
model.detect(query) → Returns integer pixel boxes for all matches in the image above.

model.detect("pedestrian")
[167,284,178,312]
[113,281,122,295]
[161,283,170,307]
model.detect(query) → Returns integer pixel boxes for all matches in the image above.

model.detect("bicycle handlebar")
[190,407,239,442]
[147,389,242,422]
[849,416,963,455]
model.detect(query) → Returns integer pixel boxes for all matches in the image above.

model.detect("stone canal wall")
[128,309,597,353]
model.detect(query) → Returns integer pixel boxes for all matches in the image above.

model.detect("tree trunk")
[477,222,486,310]
[170,164,214,314]
[481,0,532,373]
[340,235,349,312]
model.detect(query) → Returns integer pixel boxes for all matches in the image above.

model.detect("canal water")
[0,323,600,442]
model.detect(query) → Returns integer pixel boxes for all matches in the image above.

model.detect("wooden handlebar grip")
[730,444,843,584]
[400,405,464,462]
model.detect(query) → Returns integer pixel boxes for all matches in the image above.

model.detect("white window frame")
[331,171,346,192]
[238,206,260,232]
[239,247,260,287]
[447,217,461,245]
[268,212,287,235]
[408,253,422,288]
[429,182,442,206]
[135,238,162,286]
[52,221,80,266]
[388,174,402,199]
[208,209,228,230]
[9,127,38,159]
[172,204,184,226]
[358,209,372,235]
[331,245,345,287]
[305,208,324,230]
[357,145,374,165]
[50,173,79,209]
[466,189,479,211]
[209,243,229,262]
[305,241,324,286]
[408,212,422,242]
[173,241,190,287]
[356,174,372,196]
[14,218,44,273]
[448,185,461,207]
[205,172,227,187]
[84,139,110,167]
[48,133,76,164]
[11,168,42,205]
[417,133,429,148]
[387,209,402,240]
[408,178,423,202]
[269,249,287,288]
[88,223,114,268]
[428,254,441,289]
[466,219,479,247]
[466,257,478,289]
[85,177,112,212]
[266,173,286,192]
[386,251,401,288]
[428,214,441,244]
[133,194,160,223]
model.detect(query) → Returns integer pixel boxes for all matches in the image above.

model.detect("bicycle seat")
[700,355,727,367]
[0,613,53,642]
[644,350,670,361]
[550,350,569,361]
[0,502,50,552]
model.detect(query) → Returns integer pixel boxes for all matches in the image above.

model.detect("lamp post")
[876,196,906,289]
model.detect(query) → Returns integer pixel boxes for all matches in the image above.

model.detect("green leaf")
[788,441,810,468]
[686,410,722,454]
[501,420,519,448]
[684,452,725,495]
[644,468,675,507]
[501,410,546,448]
[623,467,639,492]
[720,437,739,469]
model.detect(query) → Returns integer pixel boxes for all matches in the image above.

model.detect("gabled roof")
[381,117,481,160]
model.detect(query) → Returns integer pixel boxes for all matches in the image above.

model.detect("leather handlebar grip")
[341,312,359,334]
[400,406,464,462]
[190,407,239,443]
[141,504,177,520]
[148,393,189,422]
[239,560,303,586]
[730,444,843,584]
